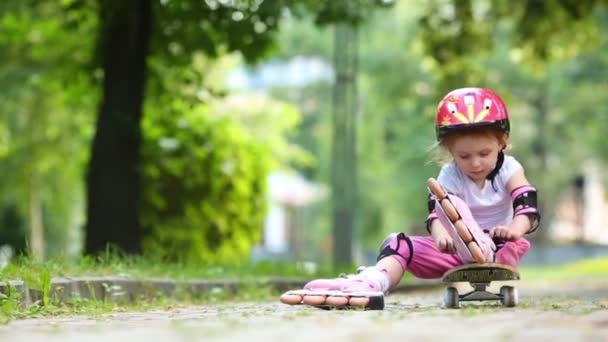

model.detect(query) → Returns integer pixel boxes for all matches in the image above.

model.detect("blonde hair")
[427,127,509,166]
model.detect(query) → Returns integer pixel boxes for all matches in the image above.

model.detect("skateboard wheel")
[427,178,447,199]
[453,220,473,243]
[443,287,459,309]
[500,286,518,307]
[440,199,460,222]
[467,241,486,264]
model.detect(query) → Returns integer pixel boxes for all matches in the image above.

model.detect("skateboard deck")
[441,263,520,308]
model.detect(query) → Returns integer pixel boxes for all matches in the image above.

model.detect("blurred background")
[0,0,606,271]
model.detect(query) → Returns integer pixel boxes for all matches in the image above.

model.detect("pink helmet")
[435,87,510,141]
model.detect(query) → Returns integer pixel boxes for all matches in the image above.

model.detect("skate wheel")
[440,199,460,222]
[453,220,473,243]
[500,286,518,307]
[349,296,371,308]
[325,296,349,306]
[467,241,486,264]
[443,287,460,309]
[302,295,327,306]
[427,178,447,199]
[280,293,303,305]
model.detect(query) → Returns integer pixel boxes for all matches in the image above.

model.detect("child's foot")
[279,267,386,309]
[427,178,496,264]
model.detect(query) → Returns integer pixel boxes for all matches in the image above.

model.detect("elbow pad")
[511,185,541,233]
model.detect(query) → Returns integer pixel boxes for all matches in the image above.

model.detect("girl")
[280,87,540,308]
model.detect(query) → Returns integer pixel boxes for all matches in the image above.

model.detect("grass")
[0,252,350,323]
[0,253,341,283]
[5,252,604,285]
[519,257,608,280]
[0,273,285,324]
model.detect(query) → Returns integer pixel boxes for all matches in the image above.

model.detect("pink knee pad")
[377,232,411,270]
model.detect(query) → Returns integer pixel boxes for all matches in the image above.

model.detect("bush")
[140,100,272,264]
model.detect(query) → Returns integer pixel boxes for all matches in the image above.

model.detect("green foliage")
[1,252,337,282]
[216,97,314,170]
[140,49,310,264]
[491,0,606,63]
[521,257,608,280]
[140,99,272,264]
[150,0,288,64]
[356,1,439,246]
[0,1,97,258]
[270,2,441,254]
[289,0,394,26]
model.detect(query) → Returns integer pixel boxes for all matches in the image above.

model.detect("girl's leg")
[280,233,464,308]
[403,235,463,280]
[302,234,463,293]
[495,238,531,267]
[375,233,463,287]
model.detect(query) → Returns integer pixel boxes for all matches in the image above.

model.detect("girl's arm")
[429,219,456,254]
[497,168,539,239]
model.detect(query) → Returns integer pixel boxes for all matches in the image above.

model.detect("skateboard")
[441,263,520,308]
[427,178,495,264]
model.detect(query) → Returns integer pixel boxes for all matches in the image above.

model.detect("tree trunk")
[85,0,151,254]
[530,85,550,244]
[29,178,44,261]
[331,22,358,268]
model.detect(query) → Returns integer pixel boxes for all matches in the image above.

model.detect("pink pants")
[387,235,531,279]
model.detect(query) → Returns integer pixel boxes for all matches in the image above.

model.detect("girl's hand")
[430,220,456,254]
[435,235,456,254]
[489,225,522,241]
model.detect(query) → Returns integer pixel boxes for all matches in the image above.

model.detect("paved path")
[2,280,607,341]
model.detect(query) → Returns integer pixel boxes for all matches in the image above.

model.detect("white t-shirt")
[437,155,522,229]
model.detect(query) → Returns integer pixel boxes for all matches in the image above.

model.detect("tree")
[0,1,97,259]
[331,21,358,267]
[297,1,394,267]
[85,0,392,258]
[85,0,152,254]
[85,0,296,254]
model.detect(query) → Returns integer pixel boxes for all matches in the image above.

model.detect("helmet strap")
[486,150,505,191]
